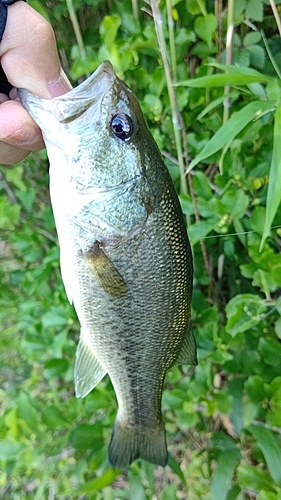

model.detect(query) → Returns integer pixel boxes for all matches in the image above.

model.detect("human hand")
[0,1,71,165]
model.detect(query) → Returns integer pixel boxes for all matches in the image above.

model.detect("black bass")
[19,61,196,468]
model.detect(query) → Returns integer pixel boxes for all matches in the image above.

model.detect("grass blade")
[176,66,274,88]
[211,449,240,500]
[188,101,274,172]
[167,453,187,488]
[249,424,281,487]
[260,105,281,249]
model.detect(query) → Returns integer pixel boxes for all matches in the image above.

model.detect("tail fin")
[108,418,168,468]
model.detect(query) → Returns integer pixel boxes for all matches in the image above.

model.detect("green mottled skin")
[72,161,192,427]
[18,62,195,468]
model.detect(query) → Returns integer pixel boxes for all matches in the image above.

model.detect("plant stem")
[150,0,187,196]
[166,0,177,78]
[66,0,86,59]
[269,0,281,37]
[179,114,212,279]
[261,29,281,79]
[215,0,224,61]
[132,0,139,22]
[223,0,234,124]
[196,0,207,16]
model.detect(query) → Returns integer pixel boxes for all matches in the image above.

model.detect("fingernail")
[9,87,17,100]
[47,70,72,98]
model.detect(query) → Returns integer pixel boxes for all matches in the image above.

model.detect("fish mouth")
[19,61,118,124]
[51,61,117,123]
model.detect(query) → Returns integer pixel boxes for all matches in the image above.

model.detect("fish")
[18,61,196,468]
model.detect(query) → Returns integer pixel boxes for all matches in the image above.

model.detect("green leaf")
[41,310,68,329]
[44,358,69,378]
[261,106,281,248]
[0,441,23,461]
[70,423,104,450]
[188,101,274,171]
[267,386,281,427]
[0,198,20,229]
[177,65,273,88]
[225,294,267,336]
[196,91,239,120]
[257,492,277,500]
[168,454,187,488]
[211,449,240,500]
[188,219,218,244]
[248,46,265,69]
[249,425,281,487]
[6,165,26,191]
[194,14,217,47]
[16,188,36,212]
[275,317,281,339]
[221,188,249,220]
[186,0,207,15]
[237,465,274,492]
[258,337,281,367]
[42,406,66,430]
[76,469,120,493]
[246,0,263,21]
[244,32,262,47]
[100,15,121,49]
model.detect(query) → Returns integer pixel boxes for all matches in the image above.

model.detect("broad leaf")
[211,449,240,500]
[188,101,274,171]
[261,106,281,248]
[249,425,281,487]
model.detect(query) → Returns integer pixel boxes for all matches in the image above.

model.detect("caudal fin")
[108,418,168,468]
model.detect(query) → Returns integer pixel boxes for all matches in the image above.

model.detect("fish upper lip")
[51,61,117,122]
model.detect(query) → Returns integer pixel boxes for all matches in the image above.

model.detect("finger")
[0,141,30,165]
[1,2,71,98]
[0,93,9,103]
[0,100,44,150]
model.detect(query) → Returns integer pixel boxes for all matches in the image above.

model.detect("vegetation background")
[1,0,281,498]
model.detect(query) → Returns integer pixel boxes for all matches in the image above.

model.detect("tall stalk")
[150,0,187,196]
[151,0,211,278]
[66,0,86,59]
[166,0,177,78]
[269,0,281,37]
[132,0,139,22]
[223,0,234,124]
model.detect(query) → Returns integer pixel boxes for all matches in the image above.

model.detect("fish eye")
[110,113,133,141]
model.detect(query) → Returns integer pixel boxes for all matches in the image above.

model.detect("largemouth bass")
[19,61,196,468]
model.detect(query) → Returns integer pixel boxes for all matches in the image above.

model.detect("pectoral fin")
[83,241,127,298]
[75,333,107,398]
[175,328,197,366]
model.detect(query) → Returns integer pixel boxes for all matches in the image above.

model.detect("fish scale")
[19,61,196,468]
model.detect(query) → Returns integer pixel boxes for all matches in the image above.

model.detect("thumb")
[0,1,71,98]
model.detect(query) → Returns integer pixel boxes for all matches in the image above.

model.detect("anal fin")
[75,332,107,398]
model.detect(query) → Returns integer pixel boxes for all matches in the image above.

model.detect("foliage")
[1,0,281,498]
